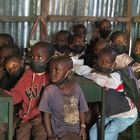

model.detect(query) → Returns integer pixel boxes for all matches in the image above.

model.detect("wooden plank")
[0,15,139,23]
[41,0,49,18]
[47,15,130,22]
[0,16,36,22]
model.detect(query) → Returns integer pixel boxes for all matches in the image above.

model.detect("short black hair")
[99,19,111,28]
[98,47,118,62]
[110,31,126,42]
[0,33,14,44]
[55,30,71,38]
[3,54,22,67]
[0,44,20,55]
[32,41,55,58]
[50,56,73,70]
[73,24,87,35]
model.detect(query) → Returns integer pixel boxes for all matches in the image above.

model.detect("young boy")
[2,41,54,140]
[74,47,137,140]
[39,56,89,140]
[110,31,134,69]
[53,30,71,56]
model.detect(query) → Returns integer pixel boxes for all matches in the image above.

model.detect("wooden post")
[41,0,49,19]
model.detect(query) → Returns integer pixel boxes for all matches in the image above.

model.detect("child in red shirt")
[2,41,54,140]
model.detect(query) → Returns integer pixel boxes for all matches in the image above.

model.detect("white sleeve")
[84,72,122,89]
[73,64,92,76]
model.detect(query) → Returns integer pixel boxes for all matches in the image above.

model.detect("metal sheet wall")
[0,0,140,51]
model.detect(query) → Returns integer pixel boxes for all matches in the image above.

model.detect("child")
[98,19,112,41]
[3,54,25,89]
[92,38,108,66]
[0,44,20,67]
[74,47,138,140]
[132,38,140,89]
[39,56,89,140]
[72,24,87,37]
[110,31,134,69]
[2,41,54,140]
[53,30,71,56]
[68,34,86,65]
[0,44,20,89]
[0,33,14,47]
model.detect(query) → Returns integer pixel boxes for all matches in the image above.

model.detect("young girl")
[39,56,89,140]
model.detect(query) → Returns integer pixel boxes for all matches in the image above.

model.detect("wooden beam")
[41,0,49,18]
[47,15,130,22]
[0,15,139,23]
[132,16,140,22]
[0,16,37,22]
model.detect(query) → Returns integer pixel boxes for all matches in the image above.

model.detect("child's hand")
[79,127,86,140]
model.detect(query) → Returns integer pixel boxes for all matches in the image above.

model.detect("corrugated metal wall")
[0,0,140,52]
[0,0,41,52]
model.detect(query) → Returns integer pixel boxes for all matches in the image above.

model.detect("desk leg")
[98,88,105,140]
[8,100,13,140]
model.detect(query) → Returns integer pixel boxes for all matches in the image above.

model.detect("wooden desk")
[71,75,105,140]
[0,91,13,140]
[71,75,102,102]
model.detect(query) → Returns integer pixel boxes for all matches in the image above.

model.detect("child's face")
[0,48,15,66]
[69,36,85,56]
[94,42,107,55]
[113,35,127,46]
[96,53,114,72]
[50,61,69,83]
[112,35,128,54]
[31,46,48,63]
[5,58,22,75]
[54,34,68,54]
[99,20,111,39]
[30,46,49,73]
[55,34,68,45]
[134,42,140,55]
[72,36,85,45]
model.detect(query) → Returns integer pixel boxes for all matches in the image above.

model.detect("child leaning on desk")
[74,47,138,140]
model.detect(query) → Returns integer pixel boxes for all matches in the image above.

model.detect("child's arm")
[85,72,122,89]
[79,112,86,140]
[43,112,56,139]
[73,64,92,76]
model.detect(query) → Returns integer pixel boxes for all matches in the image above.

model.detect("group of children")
[0,18,140,140]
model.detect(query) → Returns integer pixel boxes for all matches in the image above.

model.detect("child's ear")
[113,63,117,69]
[65,70,72,78]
